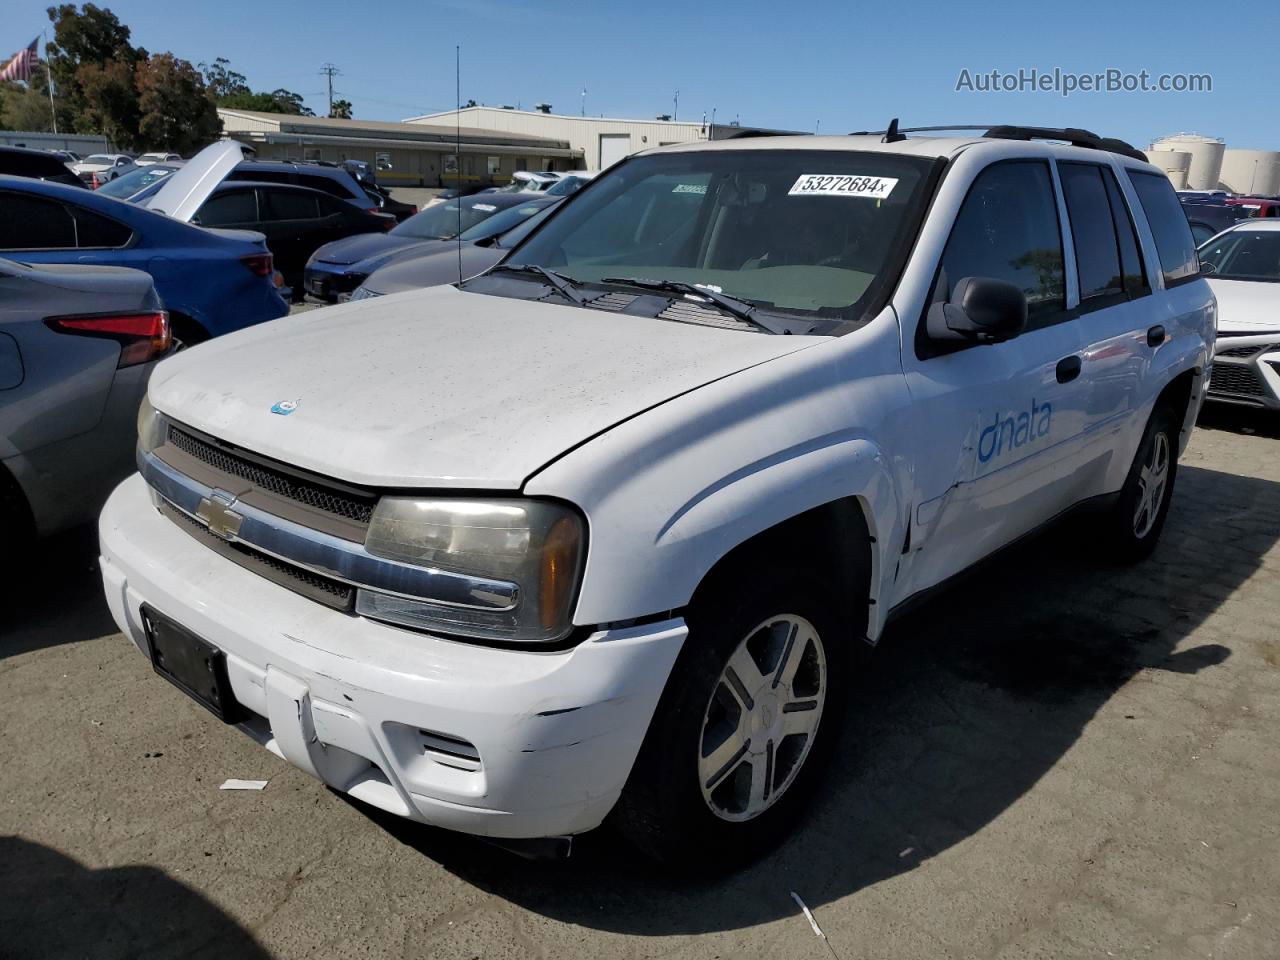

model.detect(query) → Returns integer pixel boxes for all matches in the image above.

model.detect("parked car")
[1180,198,1247,245]
[102,127,1212,865]
[136,152,183,166]
[0,175,288,345]
[426,183,493,206]
[544,170,597,197]
[224,159,378,212]
[72,153,136,187]
[0,257,169,541]
[0,145,85,187]
[488,171,561,194]
[189,181,396,300]
[47,149,81,164]
[1197,220,1280,409]
[303,191,533,301]
[352,198,560,299]
[95,162,183,202]
[362,181,417,222]
[1225,197,1280,219]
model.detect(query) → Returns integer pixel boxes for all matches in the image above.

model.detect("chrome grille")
[167,425,375,525]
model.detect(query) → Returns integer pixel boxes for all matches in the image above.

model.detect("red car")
[1226,197,1280,218]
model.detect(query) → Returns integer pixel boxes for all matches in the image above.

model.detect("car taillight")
[240,253,274,276]
[46,311,172,367]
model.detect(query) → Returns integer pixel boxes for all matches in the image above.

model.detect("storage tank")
[1150,134,1225,191]
[1152,150,1191,189]
[1218,149,1280,196]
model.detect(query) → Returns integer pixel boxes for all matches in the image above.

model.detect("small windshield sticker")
[672,183,707,194]
[788,174,898,199]
[473,203,497,211]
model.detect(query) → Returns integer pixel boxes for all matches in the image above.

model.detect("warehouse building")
[216,109,583,186]
[403,105,791,170]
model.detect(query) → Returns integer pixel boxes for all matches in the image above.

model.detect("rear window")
[1127,170,1199,286]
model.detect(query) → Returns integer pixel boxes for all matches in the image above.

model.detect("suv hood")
[147,284,822,489]
[144,140,246,222]
[1208,278,1280,333]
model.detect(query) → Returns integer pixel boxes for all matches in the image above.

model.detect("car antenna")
[455,44,463,286]
[883,117,906,143]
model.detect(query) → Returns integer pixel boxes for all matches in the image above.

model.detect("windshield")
[391,200,503,239]
[85,155,113,164]
[457,201,551,241]
[505,149,934,320]
[1199,230,1280,282]
[546,175,591,197]
[96,164,177,198]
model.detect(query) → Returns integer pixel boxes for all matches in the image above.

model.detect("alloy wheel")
[1133,430,1170,539]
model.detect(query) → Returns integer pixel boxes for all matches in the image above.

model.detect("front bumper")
[99,473,686,839]
[303,264,365,303]
[1208,334,1280,410]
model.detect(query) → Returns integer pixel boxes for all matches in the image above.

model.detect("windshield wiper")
[488,263,587,305]
[600,276,782,333]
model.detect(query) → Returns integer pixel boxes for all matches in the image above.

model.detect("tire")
[169,313,209,352]
[1103,402,1180,563]
[614,566,856,869]
[0,466,34,555]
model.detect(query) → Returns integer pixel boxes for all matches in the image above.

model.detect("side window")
[0,193,77,248]
[1058,163,1123,303]
[1101,168,1149,296]
[71,206,133,248]
[263,190,320,221]
[297,174,352,200]
[316,194,350,217]
[938,160,1065,327]
[197,190,258,226]
[1126,170,1199,286]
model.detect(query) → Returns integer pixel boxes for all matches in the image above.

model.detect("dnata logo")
[978,399,1052,463]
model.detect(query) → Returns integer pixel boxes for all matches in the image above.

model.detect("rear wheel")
[1103,403,1180,562]
[0,466,34,554]
[169,313,209,352]
[614,567,853,868]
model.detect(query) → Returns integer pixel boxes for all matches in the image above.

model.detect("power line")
[319,62,341,116]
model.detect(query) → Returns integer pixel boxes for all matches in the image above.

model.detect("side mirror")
[927,276,1027,344]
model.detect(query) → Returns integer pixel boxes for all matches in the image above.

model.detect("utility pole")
[581,87,586,116]
[673,89,679,122]
[319,62,341,116]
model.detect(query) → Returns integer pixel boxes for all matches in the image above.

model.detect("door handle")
[1055,355,1082,384]
[1147,325,1166,348]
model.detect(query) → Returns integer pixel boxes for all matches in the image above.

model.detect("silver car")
[1,258,170,540]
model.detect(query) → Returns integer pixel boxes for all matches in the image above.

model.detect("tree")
[199,57,249,100]
[0,69,60,132]
[217,87,312,116]
[329,98,352,119]
[75,58,139,146]
[136,53,220,153]
[45,3,142,128]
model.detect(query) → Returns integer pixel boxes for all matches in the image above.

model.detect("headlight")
[358,497,585,643]
[137,395,164,454]
[349,286,380,301]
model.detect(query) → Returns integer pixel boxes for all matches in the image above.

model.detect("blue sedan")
[0,175,288,344]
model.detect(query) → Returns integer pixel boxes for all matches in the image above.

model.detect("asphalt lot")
[2,404,1279,960]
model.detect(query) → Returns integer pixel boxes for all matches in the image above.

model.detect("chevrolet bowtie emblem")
[196,490,244,542]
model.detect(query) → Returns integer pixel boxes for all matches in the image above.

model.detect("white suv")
[100,125,1214,865]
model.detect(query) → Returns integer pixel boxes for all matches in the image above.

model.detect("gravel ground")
[2,404,1278,960]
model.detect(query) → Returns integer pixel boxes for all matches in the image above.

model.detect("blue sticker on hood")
[271,399,300,416]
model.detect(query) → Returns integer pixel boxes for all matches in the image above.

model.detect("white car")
[100,126,1213,865]
[1198,220,1280,409]
[72,153,136,187]
[136,152,183,166]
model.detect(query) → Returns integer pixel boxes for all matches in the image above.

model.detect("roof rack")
[847,121,1148,162]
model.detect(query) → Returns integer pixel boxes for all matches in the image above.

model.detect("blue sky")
[12,0,1280,149]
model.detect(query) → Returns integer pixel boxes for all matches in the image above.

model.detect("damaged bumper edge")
[99,473,688,840]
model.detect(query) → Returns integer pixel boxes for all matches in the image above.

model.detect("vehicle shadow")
[1196,401,1280,439]
[360,454,1277,935]
[0,524,116,660]
[0,836,270,959]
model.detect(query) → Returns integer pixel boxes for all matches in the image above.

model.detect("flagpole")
[43,30,57,135]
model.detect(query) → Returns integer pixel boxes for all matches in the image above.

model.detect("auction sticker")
[788,174,898,199]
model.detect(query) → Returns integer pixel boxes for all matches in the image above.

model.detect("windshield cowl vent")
[585,292,639,312]
[659,300,759,332]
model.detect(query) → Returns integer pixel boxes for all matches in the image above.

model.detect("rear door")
[1056,160,1154,488]
[901,159,1094,595]
[258,188,324,283]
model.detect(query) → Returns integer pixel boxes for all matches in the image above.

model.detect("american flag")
[0,37,39,84]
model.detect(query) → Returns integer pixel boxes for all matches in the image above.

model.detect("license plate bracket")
[142,606,242,723]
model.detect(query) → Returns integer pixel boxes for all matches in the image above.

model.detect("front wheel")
[1103,403,1180,562]
[614,570,852,868]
